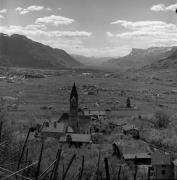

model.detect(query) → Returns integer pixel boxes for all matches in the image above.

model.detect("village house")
[112,142,151,165]
[151,151,174,180]
[123,152,151,165]
[122,124,140,139]
[40,122,72,139]
[59,133,92,147]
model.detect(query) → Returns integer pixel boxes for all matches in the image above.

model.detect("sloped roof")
[59,113,69,122]
[123,153,151,160]
[42,122,67,133]
[59,133,92,143]
[115,139,151,155]
[151,151,172,165]
[83,110,106,116]
[122,124,139,131]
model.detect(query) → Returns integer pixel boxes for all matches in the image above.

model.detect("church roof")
[70,83,78,101]
[59,113,69,122]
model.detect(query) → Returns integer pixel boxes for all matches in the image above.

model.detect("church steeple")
[70,83,78,104]
[69,83,79,132]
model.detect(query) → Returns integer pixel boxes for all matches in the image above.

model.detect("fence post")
[35,143,44,180]
[62,154,76,180]
[104,158,110,180]
[52,149,62,180]
[118,166,121,180]
[78,156,84,180]
[16,128,31,179]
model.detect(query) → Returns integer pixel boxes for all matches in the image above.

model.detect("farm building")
[83,110,107,117]
[151,151,174,180]
[41,122,73,139]
[59,133,92,147]
[123,152,151,165]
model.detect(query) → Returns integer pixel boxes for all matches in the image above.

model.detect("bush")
[154,110,169,128]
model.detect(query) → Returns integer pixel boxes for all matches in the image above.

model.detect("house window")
[161,170,166,175]
[162,165,166,168]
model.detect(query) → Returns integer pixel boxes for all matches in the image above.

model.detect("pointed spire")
[70,82,78,101]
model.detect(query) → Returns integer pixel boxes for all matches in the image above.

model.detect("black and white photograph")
[0,0,177,179]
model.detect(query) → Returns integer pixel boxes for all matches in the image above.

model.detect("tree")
[126,97,131,108]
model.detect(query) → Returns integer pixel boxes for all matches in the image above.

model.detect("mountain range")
[0,33,81,69]
[106,47,177,69]
[1,33,177,70]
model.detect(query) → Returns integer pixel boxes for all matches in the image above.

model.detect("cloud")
[16,7,23,12]
[151,3,177,12]
[0,9,7,14]
[58,8,62,11]
[108,20,177,48]
[0,15,4,19]
[35,15,74,26]
[150,4,165,12]
[0,24,94,56]
[16,5,51,15]
[106,32,115,37]
[0,25,91,38]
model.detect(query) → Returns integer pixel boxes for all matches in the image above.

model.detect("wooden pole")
[0,121,3,143]
[104,158,110,180]
[62,163,65,179]
[49,149,62,180]
[35,143,44,180]
[17,128,31,171]
[147,167,151,180]
[25,148,29,165]
[96,151,100,180]
[0,166,33,180]
[78,156,84,180]
[118,166,121,180]
[39,159,56,179]
[62,154,76,180]
[2,161,38,180]
[52,149,62,180]
[134,164,137,180]
[24,148,29,177]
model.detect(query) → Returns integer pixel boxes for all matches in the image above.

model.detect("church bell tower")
[69,83,79,132]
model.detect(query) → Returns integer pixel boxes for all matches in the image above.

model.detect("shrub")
[154,110,169,128]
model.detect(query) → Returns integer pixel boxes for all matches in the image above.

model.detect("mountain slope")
[143,46,177,70]
[72,54,110,66]
[0,33,81,69]
[107,47,174,69]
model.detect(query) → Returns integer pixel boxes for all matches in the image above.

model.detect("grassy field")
[1,67,176,123]
[1,66,177,179]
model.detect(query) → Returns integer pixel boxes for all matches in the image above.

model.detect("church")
[40,83,92,146]
[59,83,91,134]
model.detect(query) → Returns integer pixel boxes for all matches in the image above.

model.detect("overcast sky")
[0,0,177,57]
